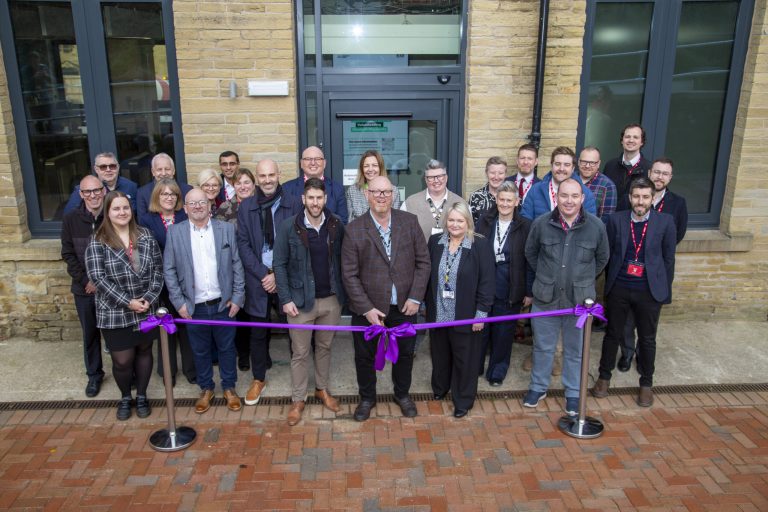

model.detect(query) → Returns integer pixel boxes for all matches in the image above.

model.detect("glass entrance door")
[328,96,456,204]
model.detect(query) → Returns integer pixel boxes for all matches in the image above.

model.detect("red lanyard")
[625,158,641,175]
[630,220,648,260]
[559,217,570,232]
[654,198,665,212]
[160,213,175,231]
[549,181,557,209]
[127,240,134,261]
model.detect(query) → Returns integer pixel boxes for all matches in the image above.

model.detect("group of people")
[60,121,687,423]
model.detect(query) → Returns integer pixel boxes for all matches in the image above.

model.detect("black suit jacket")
[605,209,677,304]
[655,188,688,244]
[425,235,495,333]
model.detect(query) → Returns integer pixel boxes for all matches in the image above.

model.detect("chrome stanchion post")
[149,308,197,452]
[558,298,605,439]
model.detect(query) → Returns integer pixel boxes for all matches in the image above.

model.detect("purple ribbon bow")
[364,323,417,371]
[574,303,607,329]
[140,313,178,334]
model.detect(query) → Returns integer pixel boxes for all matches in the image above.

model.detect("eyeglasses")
[650,169,672,177]
[425,174,447,182]
[95,163,118,171]
[201,183,220,190]
[185,200,209,207]
[159,192,178,198]
[220,161,238,168]
[301,157,325,163]
[368,189,393,198]
[578,160,599,167]
[80,188,104,196]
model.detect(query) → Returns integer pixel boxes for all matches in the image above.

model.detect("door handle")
[335,112,413,118]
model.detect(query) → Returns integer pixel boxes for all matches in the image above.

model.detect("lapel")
[178,221,193,270]
[618,211,630,260]
[212,219,223,267]
[364,213,392,265]
[645,210,658,251]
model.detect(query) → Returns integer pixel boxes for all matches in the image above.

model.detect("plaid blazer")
[341,209,430,316]
[85,228,164,329]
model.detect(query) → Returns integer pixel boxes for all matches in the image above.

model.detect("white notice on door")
[343,168,358,186]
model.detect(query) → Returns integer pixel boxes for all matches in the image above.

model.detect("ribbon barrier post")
[145,308,197,452]
[558,298,605,439]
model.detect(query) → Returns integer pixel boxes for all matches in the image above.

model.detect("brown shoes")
[244,379,266,405]
[195,389,215,414]
[287,401,305,426]
[224,388,242,412]
[637,386,654,407]
[591,378,610,398]
[314,388,340,413]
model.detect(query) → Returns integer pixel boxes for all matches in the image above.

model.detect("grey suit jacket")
[163,218,245,316]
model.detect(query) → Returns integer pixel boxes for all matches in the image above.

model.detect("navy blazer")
[520,172,597,221]
[236,192,303,317]
[282,175,349,225]
[604,209,677,304]
[139,208,189,252]
[425,235,495,334]
[136,181,193,226]
[656,188,688,244]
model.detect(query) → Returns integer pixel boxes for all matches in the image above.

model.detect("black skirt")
[102,325,156,352]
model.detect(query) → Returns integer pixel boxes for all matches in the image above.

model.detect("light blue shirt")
[261,197,281,269]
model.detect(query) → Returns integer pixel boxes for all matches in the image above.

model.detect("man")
[61,175,106,397]
[468,156,508,222]
[577,146,617,222]
[520,146,597,221]
[63,152,137,214]
[163,187,245,414]
[219,150,240,202]
[523,178,609,415]
[282,146,348,223]
[342,176,430,421]
[273,178,345,426]
[505,143,541,207]
[237,159,302,405]
[602,124,652,211]
[592,177,677,407]
[401,159,467,241]
[136,153,192,224]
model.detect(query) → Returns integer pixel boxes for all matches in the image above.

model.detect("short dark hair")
[219,150,240,163]
[629,176,654,195]
[550,146,576,166]
[303,177,326,194]
[652,156,674,169]
[517,143,538,157]
[620,124,646,145]
[485,156,507,173]
[580,145,600,156]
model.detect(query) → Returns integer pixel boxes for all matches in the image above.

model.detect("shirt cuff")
[407,298,421,305]
[474,310,488,319]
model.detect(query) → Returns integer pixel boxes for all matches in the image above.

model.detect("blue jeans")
[529,304,583,398]
[186,302,237,391]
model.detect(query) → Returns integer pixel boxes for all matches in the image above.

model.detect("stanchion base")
[558,415,604,439]
[149,426,197,452]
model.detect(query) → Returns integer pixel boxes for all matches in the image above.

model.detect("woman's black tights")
[110,341,153,397]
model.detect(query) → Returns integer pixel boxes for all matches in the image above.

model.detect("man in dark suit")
[602,124,652,212]
[163,187,246,414]
[592,176,677,407]
[282,146,348,223]
[504,143,541,208]
[135,153,192,224]
[341,176,430,421]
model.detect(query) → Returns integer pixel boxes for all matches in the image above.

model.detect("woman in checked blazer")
[86,191,164,421]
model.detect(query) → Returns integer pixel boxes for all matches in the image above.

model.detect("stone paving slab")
[1,393,767,511]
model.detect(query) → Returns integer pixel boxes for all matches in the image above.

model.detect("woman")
[197,168,224,216]
[140,178,196,387]
[425,202,494,418]
[214,167,256,227]
[345,150,401,222]
[86,191,163,421]
[475,181,532,386]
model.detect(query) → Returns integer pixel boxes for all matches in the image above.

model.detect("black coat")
[61,203,103,295]
[603,154,652,211]
[655,188,688,244]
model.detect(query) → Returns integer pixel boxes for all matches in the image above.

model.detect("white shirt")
[515,173,534,203]
[623,153,641,167]
[303,211,326,234]
[189,220,221,304]
[653,188,667,208]
[223,180,236,202]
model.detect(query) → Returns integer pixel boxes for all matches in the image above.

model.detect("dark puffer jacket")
[61,202,103,295]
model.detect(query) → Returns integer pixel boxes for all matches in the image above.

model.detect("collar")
[437,232,472,249]
[551,207,584,227]
[516,173,533,183]
[653,188,667,206]
[190,219,211,232]
[369,211,391,232]
[631,210,651,223]
[303,210,326,230]
[425,189,449,204]
[622,153,641,166]
[304,174,325,182]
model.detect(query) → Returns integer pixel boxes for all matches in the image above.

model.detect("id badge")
[626,260,645,277]
[431,227,444,235]
[495,253,506,263]
[442,290,455,299]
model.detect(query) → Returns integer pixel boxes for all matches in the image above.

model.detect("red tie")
[518,178,525,199]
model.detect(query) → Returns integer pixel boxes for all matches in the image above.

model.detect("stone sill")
[0,239,62,261]
[678,230,753,253]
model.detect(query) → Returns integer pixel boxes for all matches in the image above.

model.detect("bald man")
[281,146,348,224]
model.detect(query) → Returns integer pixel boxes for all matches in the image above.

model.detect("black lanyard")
[443,246,462,288]
[427,197,445,227]
[495,220,511,255]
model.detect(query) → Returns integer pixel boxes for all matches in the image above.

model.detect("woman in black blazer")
[475,181,532,386]
[426,202,494,418]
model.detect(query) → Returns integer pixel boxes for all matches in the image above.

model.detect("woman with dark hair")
[86,191,164,420]
[345,149,401,222]
[215,167,256,227]
[425,202,494,418]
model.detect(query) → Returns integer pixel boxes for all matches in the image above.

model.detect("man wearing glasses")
[136,153,192,224]
[577,146,616,222]
[401,159,467,241]
[282,146,348,224]
[219,151,240,202]
[63,152,137,214]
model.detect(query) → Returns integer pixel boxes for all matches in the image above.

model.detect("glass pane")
[10,1,90,221]
[303,0,315,68]
[305,91,318,147]
[665,1,739,214]
[102,3,174,187]
[584,2,654,157]
[314,0,461,68]
[341,119,436,202]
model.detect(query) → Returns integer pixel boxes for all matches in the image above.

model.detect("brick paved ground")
[1,392,767,511]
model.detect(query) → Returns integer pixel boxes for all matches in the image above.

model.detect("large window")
[0,0,183,236]
[579,0,754,227]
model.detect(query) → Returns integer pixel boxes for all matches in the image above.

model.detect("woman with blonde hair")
[197,168,224,216]
[345,150,401,222]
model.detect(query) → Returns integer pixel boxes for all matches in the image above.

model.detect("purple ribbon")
[574,303,607,328]
[364,322,417,371]
[140,313,178,334]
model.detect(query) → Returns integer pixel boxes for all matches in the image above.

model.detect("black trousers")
[352,306,417,402]
[74,294,104,380]
[598,285,662,387]
[431,327,481,410]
